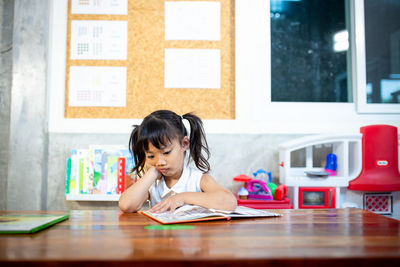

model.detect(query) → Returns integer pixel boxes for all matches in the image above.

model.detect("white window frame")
[47,0,400,135]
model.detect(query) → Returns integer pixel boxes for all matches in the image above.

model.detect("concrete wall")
[2,0,49,210]
[0,0,14,210]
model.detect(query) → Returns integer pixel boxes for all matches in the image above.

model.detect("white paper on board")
[165,1,221,41]
[70,20,127,60]
[69,66,126,107]
[71,0,128,15]
[164,48,221,89]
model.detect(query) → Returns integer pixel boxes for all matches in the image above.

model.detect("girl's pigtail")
[129,125,145,177]
[182,113,211,173]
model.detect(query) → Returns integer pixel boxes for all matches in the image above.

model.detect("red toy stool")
[348,125,400,191]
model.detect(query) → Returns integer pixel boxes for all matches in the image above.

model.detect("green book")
[65,158,71,195]
[79,158,84,193]
[0,214,69,234]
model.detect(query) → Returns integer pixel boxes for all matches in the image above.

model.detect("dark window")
[270,0,350,102]
[365,0,400,104]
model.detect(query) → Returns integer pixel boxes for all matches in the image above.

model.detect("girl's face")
[145,137,189,180]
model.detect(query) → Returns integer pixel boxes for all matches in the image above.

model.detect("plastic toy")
[324,153,337,176]
[274,184,288,200]
[233,174,253,184]
[237,187,249,199]
[267,182,277,198]
[246,180,273,200]
[233,174,252,200]
[233,172,288,201]
[253,169,272,183]
[348,124,400,191]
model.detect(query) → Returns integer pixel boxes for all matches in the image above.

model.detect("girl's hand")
[145,166,162,181]
[150,194,185,213]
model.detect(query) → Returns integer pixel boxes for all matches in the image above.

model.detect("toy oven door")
[298,187,336,209]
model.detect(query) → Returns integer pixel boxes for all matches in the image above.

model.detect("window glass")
[270,0,351,102]
[364,0,400,104]
[290,148,306,167]
[312,144,333,168]
[302,191,325,205]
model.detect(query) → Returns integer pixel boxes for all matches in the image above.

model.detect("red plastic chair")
[348,125,400,191]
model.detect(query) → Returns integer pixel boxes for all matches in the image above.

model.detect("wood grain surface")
[1,209,399,266]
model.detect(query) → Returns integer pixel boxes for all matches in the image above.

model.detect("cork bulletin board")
[65,0,235,119]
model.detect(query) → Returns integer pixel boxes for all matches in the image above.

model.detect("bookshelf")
[66,194,120,201]
[65,146,132,201]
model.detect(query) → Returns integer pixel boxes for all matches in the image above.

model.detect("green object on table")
[268,182,277,198]
[145,225,194,230]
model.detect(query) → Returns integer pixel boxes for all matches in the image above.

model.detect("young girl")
[118,110,237,213]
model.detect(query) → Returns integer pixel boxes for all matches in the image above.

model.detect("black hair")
[129,110,210,176]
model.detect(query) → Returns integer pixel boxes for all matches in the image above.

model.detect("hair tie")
[181,115,191,137]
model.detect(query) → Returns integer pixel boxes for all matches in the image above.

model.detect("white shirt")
[148,165,203,207]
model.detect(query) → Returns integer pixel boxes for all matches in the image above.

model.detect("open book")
[140,205,281,224]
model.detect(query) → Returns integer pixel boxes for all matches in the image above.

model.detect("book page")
[143,205,226,224]
[213,206,282,218]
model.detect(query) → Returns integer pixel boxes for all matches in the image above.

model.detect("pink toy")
[246,179,273,200]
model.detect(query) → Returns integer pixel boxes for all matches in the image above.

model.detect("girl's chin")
[163,171,181,180]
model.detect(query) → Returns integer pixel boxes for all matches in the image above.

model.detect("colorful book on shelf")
[0,214,69,234]
[106,156,119,194]
[77,149,88,194]
[140,205,282,225]
[117,157,125,194]
[82,152,93,194]
[91,148,103,192]
[65,158,71,194]
[69,149,78,194]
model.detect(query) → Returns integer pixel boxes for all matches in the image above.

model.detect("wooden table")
[1,209,400,266]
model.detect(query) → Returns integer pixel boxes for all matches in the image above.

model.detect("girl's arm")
[150,173,237,213]
[118,167,161,213]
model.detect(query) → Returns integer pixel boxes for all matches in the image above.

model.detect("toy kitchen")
[279,124,400,220]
